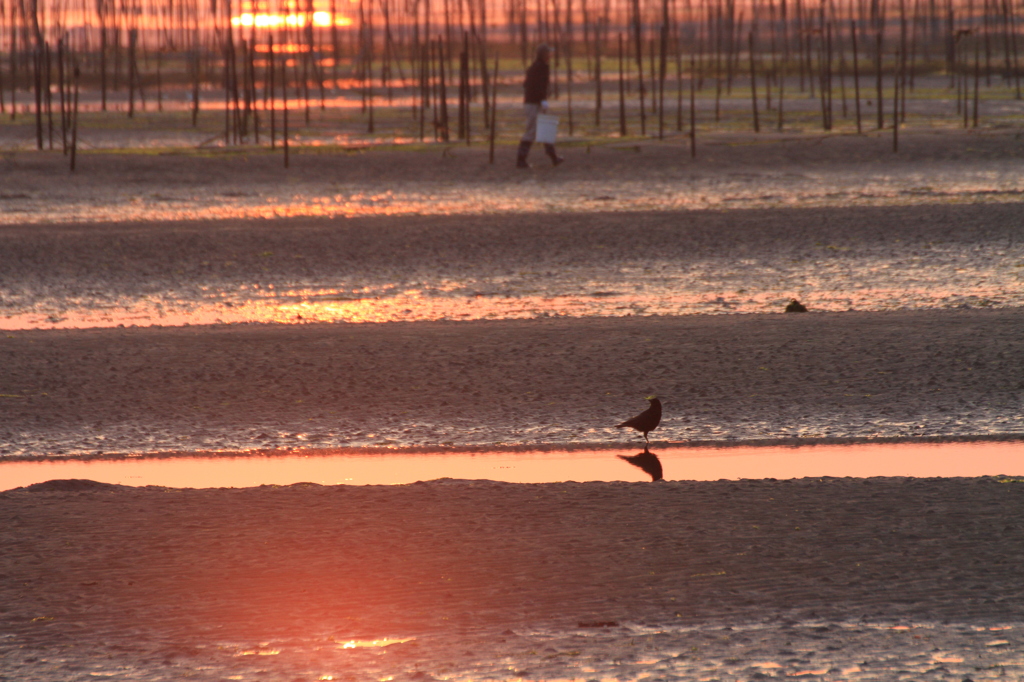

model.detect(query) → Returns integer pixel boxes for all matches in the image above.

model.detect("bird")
[616,396,662,443]
[785,298,808,313]
[618,445,664,481]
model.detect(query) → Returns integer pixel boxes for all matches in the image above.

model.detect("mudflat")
[3,476,1024,680]
[3,131,1024,680]
[2,309,1024,455]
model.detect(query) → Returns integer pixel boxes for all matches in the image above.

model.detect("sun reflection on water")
[5,169,1024,226]
[235,647,282,656]
[4,281,1021,330]
[34,619,1024,682]
[4,166,1024,330]
[337,638,414,649]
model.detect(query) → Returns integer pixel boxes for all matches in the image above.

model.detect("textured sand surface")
[3,477,1024,680]
[2,309,1024,455]
[3,181,1024,454]
[4,129,1024,225]
[4,131,1024,681]
[3,201,1024,329]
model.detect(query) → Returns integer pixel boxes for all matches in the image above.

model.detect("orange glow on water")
[5,169,1024,225]
[2,441,1022,491]
[4,282,1020,330]
[337,638,413,649]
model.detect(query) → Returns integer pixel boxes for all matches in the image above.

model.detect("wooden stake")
[658,22,667,138]
[156,48,163,112]
[489,55,497,162]
[249,40,258,144]
[420,43,428,141]
[282,27,289,168]
[269,34,276,149]
[58,36,67,154]
[714,0,722,120]
[566,0,575,136]
[690,49,696,156]
[1010,0,1021,98]
[70,61,79,172]
[876,29,883,128]
[819,22,830,129]
[778,0,786,130]
[45,41,53,149]
[892,48,899,151]
[594,13,603,125]
[458,32,466,139]
[128,28,138,118]
[438,37,449,140]
[851,19,862,132]
[973,31,980,125]
[619,31,627,135]
[99,5,106,112]
[676,10,684,131]
[34,45,42,149]
[958,32,966,124]
[191,27,199,127]
[632,0,646,134]
[749,30,759,131]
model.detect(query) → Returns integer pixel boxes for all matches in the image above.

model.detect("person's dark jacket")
[523,58,549,104]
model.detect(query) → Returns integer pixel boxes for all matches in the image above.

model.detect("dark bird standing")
[616,397,662,443]
[618,445,664,481]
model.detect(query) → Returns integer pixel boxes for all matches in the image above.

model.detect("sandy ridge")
[3,309,1024,455]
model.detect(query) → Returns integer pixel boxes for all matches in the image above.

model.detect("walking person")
[517,44,565,169]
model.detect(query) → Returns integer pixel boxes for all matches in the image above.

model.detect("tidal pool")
[2,439,1021,491]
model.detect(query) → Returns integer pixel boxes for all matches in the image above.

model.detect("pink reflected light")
[2,440,1022,491]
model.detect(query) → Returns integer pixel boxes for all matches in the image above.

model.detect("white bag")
[535,113,559,144]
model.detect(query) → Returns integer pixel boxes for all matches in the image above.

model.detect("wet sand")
[4,477,1024,681]
[3,309,1024,455]
[4,129,1024,226]
[4,131,1024,679]
[3,200,1024,330]
[3,141,1024,454]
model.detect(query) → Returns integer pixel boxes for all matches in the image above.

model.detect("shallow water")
[5,158,1024,331]
[3,440,1023,491]
[2,618,1022,682]
[4,162,1024,227]
[188,620,1024,682]
[4,242,1023,330]
[4,281,1023,330]
[5,131,1024,331]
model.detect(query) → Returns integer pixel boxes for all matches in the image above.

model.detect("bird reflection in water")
[618,445,664,481]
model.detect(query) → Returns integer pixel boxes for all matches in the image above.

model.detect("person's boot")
[516,141,533,168]
[544,144,565,166]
